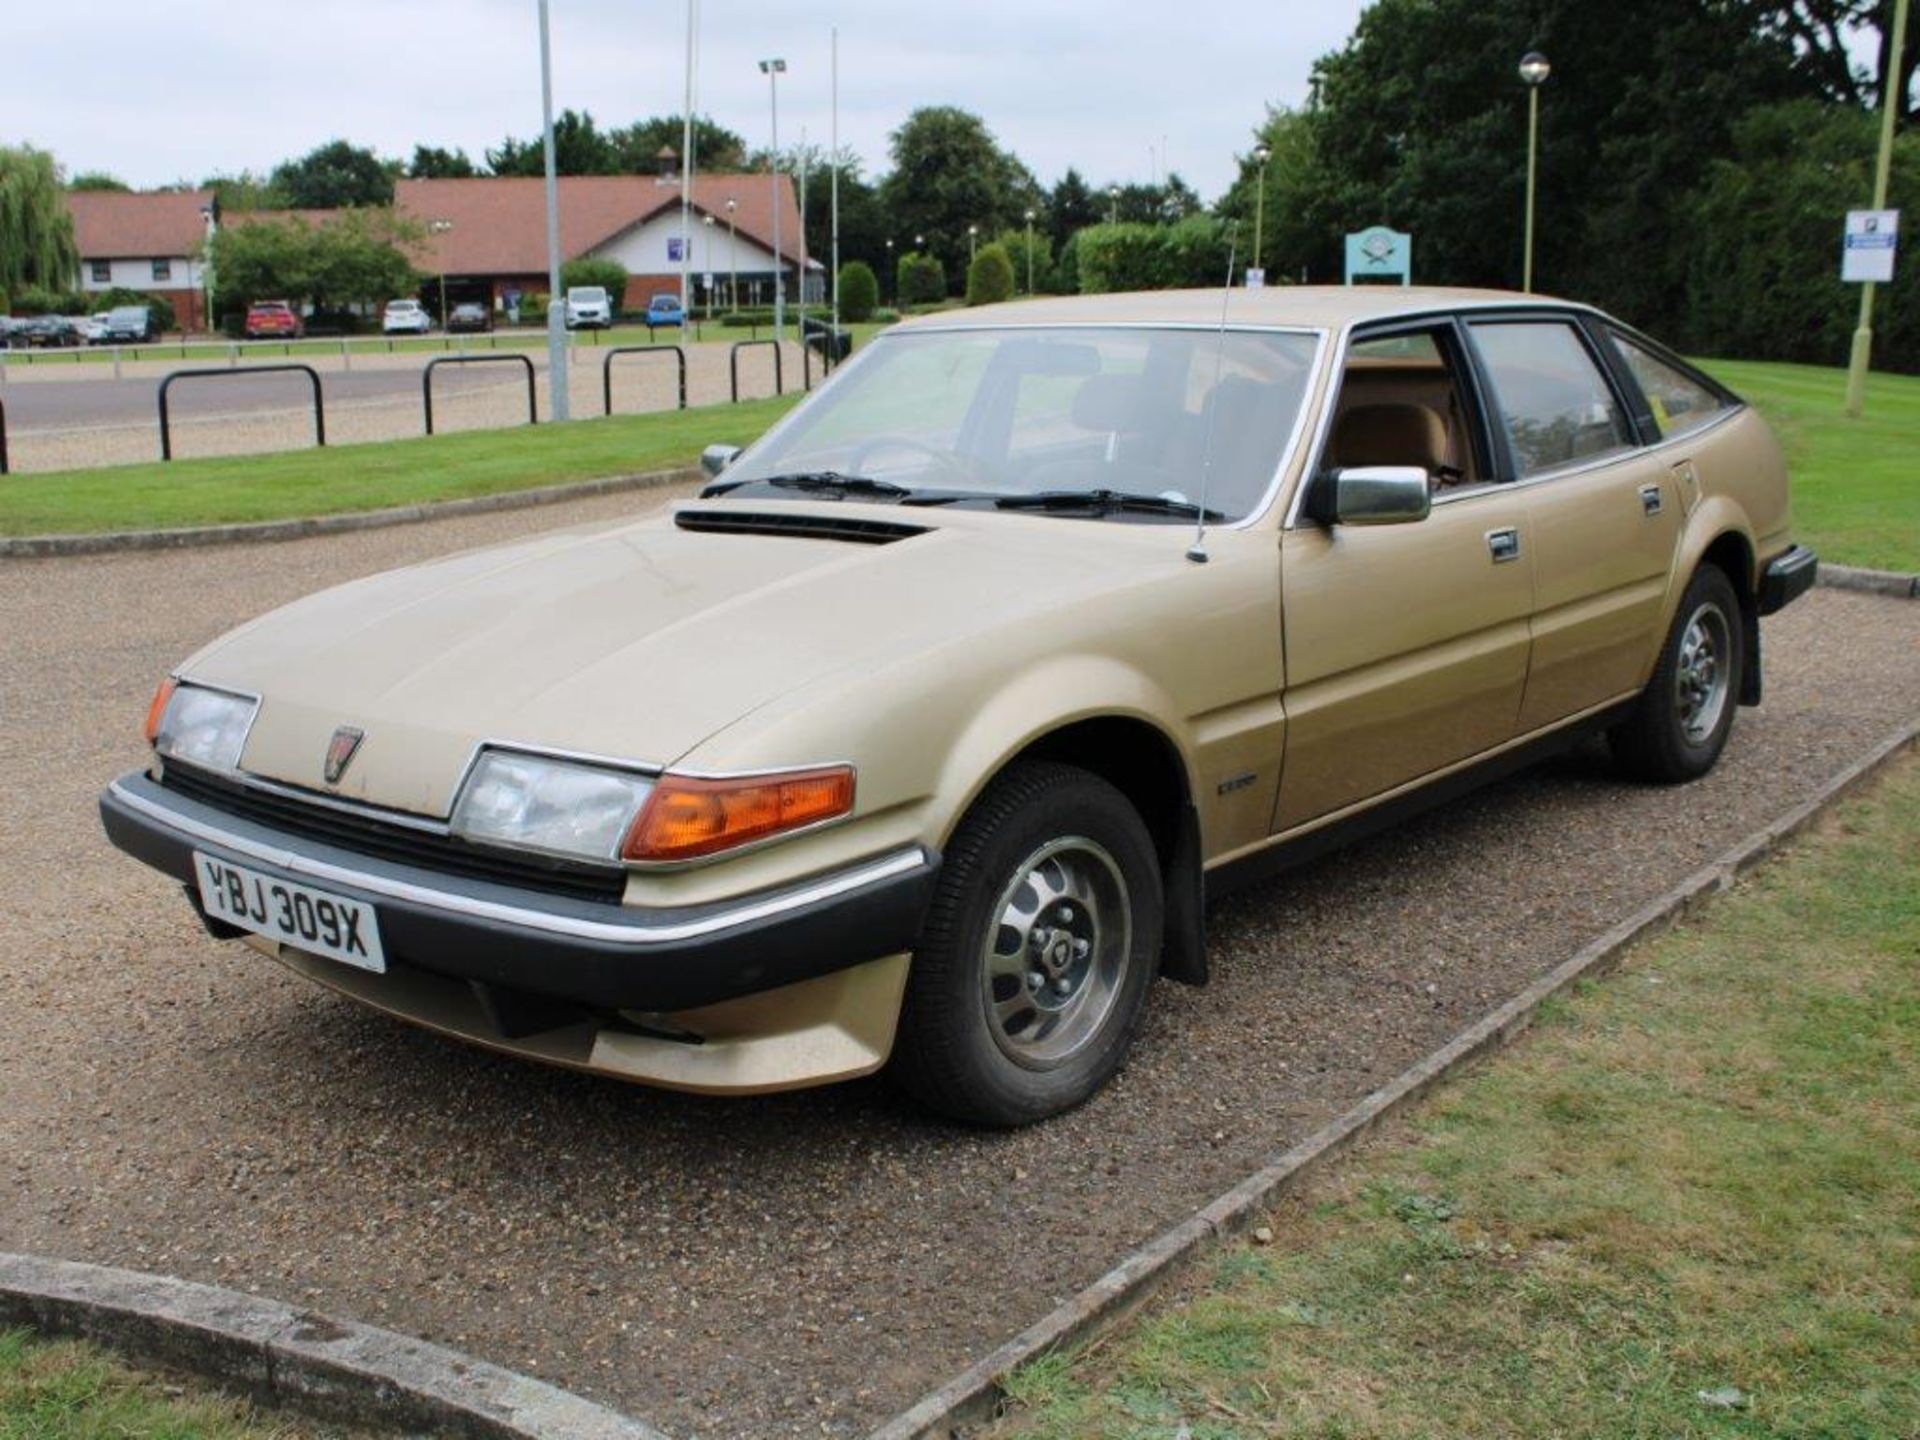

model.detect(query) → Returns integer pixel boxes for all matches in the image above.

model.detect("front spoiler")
[100,770,939,1015]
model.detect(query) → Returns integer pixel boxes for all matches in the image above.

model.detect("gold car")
[101,287,1816,1126]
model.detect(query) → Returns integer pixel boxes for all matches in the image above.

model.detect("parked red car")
[244,301,303,339]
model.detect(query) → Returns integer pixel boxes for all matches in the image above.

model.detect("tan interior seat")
[1330,401,1449,474]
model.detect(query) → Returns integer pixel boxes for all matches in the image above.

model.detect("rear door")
[1274,319,1534,831]
[1464,315,1683,731]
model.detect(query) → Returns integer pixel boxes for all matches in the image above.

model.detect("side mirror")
[1310,466,1431,526]
[701,443,742,479]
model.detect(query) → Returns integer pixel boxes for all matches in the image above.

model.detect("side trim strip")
[107,780,927,947]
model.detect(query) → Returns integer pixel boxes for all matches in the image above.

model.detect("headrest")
[1071,373,1145,432]
[1331,402,1447,472]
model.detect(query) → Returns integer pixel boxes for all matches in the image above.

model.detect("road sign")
[1244,267,1266,289]
[1841,209,1899,283]
[1344,226,1412,285]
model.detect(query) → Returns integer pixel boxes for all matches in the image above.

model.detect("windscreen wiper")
[765,471,913,499]
[994,489,1224,521]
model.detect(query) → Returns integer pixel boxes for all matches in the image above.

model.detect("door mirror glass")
[700,443,742,478]
[1315,466,1431,526]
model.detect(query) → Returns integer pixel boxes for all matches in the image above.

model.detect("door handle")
[1486,527,1520,563]
[1639,483,1664,516]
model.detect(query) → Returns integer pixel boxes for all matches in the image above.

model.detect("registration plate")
[193,852,385,973]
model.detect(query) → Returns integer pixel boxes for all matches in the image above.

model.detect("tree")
[996,226,1053,293]
[879,107,1041,288]
[199,170,288,213]
[838,260,879,321]
[488,109,617,176]
[270,140,397,208]
[0,145,79,297]
[69,171,130,192]
[613,116,751,173]
[1750,1,1917,118]
[966,242,1016,305]
[407,145,477,179]
[1214,107,1323,281]
[207,210,419,315]
[1047,169,1100,250]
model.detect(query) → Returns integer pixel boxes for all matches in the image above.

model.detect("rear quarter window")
[1609,331,1728,440]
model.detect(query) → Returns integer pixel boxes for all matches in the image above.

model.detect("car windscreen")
[569,288,608,303]
[723,326,1318,522]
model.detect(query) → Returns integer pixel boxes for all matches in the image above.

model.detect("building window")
[151,258,172,282]
[90,261,111,283]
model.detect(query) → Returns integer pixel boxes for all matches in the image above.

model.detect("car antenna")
[1187,228,1239,565]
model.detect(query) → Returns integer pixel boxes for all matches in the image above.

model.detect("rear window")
[1609,331,1727,440]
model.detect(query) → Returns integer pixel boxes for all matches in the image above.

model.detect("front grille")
[160,764,628,905]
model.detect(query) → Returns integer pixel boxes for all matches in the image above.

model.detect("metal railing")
[422,354,537,436]
[729,339,784,404]
[603,346,688,416]
[158,364,325,462]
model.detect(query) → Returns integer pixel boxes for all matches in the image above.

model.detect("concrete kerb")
[871,714,1920,1440]
[1818,562,1920,600]
[0,1252,672,1440]
[0,467,701,560]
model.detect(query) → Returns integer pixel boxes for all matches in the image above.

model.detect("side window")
[1610,332,1726,440]
[1326,325,1487,490]
[1469,321,1633,477]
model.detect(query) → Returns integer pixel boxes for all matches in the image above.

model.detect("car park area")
[2,484,1913,1438]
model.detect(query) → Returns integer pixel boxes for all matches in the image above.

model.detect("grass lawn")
[0,1327,335,1439]
[0,395,800,535]
[995,757,1920,1439]
[1700,358,1919,573]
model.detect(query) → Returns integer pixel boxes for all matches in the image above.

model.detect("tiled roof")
[395,174,804,276]
[67,189,214,259]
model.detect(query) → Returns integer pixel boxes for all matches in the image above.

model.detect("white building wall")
[590,211,779,283]
[81,255,203,294]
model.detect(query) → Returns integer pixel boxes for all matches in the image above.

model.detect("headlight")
[152,682,258,773]
[451,750,655,864]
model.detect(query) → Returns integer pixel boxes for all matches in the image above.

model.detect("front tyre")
[1610,564,1744,783]
[891,762,1163,1127]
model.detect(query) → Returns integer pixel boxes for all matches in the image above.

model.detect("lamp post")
[725,196,738,311]
[1251,143,1271,280]
[1023,208,1036,294]
[1519,50,1550,294]
[1844,0,1910,418]
[968,223,979,267]
[537,0,569,420]
[884,237,895,301]
[1108,185,1120,225]
[758,57,787,342]
[199,203,216,334]
[428,219,452,329]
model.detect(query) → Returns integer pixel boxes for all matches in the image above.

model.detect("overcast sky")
[14,0,1367,201]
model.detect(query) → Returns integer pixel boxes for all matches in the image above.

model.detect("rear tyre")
[1610,563,1744,783]
[891,761,1163,1127]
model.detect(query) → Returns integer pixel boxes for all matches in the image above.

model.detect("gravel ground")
[0,496,1913,1440]
[0,340,806,472]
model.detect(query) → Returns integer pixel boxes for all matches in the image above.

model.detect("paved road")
[0,494,1913,1439]
[1,364,514,433]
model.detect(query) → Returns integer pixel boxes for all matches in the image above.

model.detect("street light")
[759,57,788,342]
[1251,143,1272,279]
[537,0,569,420]
[884,236,895,301]
[428,218,453,329]
[1108,185,1120,225]
[1023,208,1036,294]
[725,196,739,311]
[968,223,979,266]
[1519,50,1550,293]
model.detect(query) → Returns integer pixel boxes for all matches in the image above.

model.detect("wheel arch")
[1663,506,1760,706]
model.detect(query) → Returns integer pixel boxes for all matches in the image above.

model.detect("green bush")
[560,257,630,307]
[997,228,1053,294]
[519,292,550,325]
[11,286,87,316]
[838,260,879,321]
[966,243,1016,306]
[1073,218,1233,294]
[718,308,777,328]
[897,251,946,306]
[94,287,176,332]
[871,306,900,323]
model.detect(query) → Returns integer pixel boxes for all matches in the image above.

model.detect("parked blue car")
[645,293,685,328]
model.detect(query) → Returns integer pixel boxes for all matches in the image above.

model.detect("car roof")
[894,285,1588,333]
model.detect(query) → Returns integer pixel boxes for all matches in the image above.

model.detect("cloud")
[12,0,1362,200]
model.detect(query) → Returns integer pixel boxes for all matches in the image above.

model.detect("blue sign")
[667,236,686,262]
[1344,226,1412,285]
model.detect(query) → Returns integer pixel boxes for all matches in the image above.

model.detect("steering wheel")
[848,435,985,488]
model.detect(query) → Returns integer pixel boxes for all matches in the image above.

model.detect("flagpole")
[831,26,840,335]
[678,0,696,316]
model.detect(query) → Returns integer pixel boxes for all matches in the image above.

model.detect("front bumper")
[1759,544,1818,615]
[99,770,939,1016]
